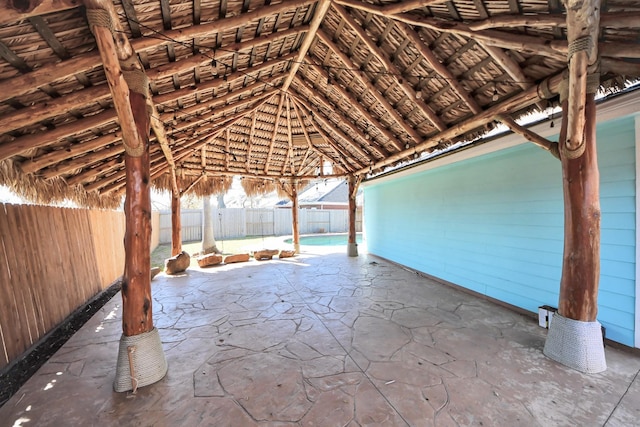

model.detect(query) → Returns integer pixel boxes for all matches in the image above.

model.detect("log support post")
[83,0,167,392]
[291,180,300,254]
[171,186,182,256]
[347,175,360,257]
[543,0,605,374]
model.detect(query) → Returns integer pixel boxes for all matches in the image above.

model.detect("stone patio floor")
[1,247,640,426]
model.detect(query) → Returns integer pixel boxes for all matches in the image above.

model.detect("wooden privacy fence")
[158,207,363,243]
[0,204,125,371]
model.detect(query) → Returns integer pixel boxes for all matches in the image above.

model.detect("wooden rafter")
[290,90,372,167]
[309,63,404,152]
[264,93,286,174]
[469,11,640,31]
[0,1,314,104]
[294,77,388,160]
[290,98,350,172]
[333,0,447,15]
[1,0,80,25]
[355,72,565,175]
[334,4,447,132]
[281,0,331,92]
[283,97,295,175]
[399,23,482,115]
[315,30,422,142]
[146,26,306,82]
[247,113,257,172]
[69,92,274,186]
[496,114,559,157]
[334,0,567,59]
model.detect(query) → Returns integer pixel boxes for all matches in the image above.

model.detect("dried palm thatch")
[0,160,122,209]
[153,173,233,197]
[240,178,278,197]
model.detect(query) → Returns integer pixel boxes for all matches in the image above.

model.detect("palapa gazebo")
[1,0,639,389]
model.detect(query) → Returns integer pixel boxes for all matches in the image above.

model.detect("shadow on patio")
[1,248,639,426]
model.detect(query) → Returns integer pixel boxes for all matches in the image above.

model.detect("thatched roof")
[0,0,638,206]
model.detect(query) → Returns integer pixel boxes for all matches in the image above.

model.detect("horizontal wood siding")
[364,115,636,346]
[0,205,124,371]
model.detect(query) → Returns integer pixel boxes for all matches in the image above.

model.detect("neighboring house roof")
[277,179,362,207]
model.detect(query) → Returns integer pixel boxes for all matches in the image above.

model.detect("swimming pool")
[284,233,363,246]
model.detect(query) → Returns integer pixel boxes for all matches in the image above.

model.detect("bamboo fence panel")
[0,204,125,371]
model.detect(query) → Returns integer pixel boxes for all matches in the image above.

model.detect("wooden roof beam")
[153,52,296,105]
[264,93,286,174]
[131,0,316,52]
[355,72,565,175]
[21,132,120,174]
[0,0,315,103]
[147,26,306,82]
[140,96,287,192]
[469,11,640,31]
[293,77,388,160]
[391,14,567,59]
[333,4,447,132]
[0,0,80,25]
[308,63,405,152]
[282,97,295,175]
[0,109,117,163]
[333,0,447,15]
[316,30,422,142]
[40,143,124,179]
[335,1,567,60]
[290,90,371,168]
[160,78,279,125]
[247,113,257,173]
[281,0,331,92]
[496,114,560,158]
[399,23,482,116]
[41,91,275,179]
[290,98,353,173]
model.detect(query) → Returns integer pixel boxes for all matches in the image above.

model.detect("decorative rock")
[279,250,296,258]
[254,249,279,260]
[224,253,250,264]
[150,267,162,280]
[197,253,223,268]
[165,251,190,275]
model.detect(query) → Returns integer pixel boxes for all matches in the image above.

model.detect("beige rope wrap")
[114,327,168,392]
[567,35,594,62]
[85,8,113,35]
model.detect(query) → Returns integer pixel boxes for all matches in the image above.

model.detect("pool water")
[284,233,363,246]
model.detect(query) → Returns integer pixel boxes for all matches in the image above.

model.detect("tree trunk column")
[543,93,606,373]
[559,95,600,321]
[171,188,182,256]
[83,0,167,392]
[122,92,153,336]
[347,175,358,257]
[292,181,300,254]
[202,194,218,254]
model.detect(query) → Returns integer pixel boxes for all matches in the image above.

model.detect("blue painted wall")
[364,115,636,346]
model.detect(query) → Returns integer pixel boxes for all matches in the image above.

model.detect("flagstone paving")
[1,248,639,426]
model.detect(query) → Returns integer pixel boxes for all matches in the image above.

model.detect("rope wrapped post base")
[543,314,606,374]
[114,327,167,392]
[347,243,358,257]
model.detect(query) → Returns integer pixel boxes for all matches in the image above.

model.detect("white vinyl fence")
[158,208,362,244]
